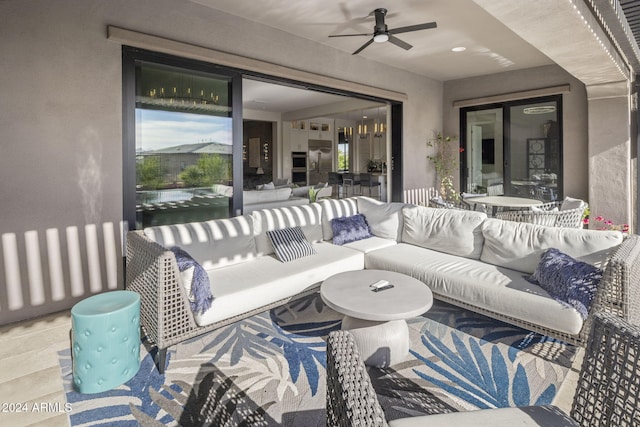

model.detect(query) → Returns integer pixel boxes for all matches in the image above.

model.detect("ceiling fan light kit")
[329,7,437,55]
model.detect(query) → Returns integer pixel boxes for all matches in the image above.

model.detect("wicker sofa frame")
[125,230,319,373]
[326,311,640,427]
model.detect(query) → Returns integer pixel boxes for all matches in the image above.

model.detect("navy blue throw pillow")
[331,214,372,245]
[526,248,603,319]
[170,246,213,315]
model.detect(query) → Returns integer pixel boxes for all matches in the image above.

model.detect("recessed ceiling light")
[451,46,466,52]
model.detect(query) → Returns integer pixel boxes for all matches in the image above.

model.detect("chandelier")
[374,107,385,138]
[358,113,368,138]
[147,86,219,106]
[343,126,353,141]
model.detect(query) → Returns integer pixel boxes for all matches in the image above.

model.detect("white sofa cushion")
[388,406,572,427]
[143,215,257,270]
[357,196,407,241]
[252,203,324,256]
[194,242,364,326]
[401,205,487,259]
[560,196,585,211]
[320,197,359,240]
[365,243,584,335]
[211,183,234,197]
[243,187,292,205]
[342,235,397,254]
[480,218,623,274]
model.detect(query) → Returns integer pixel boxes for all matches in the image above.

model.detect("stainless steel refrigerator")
[308,140,333,185]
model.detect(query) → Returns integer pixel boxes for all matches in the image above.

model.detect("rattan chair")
[326,311,640,427]
[495,201,587,228]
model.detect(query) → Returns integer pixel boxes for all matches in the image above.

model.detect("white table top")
[469,196,543,208]
[320,270,433,322]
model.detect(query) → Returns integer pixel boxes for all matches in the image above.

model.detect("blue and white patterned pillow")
[527,248,603,319]
[330,213,372,245]
[267,226,316,263]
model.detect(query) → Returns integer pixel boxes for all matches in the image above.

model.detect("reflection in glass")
[509,100,559,201]
[135,62,233,228]
[465,108,504,195]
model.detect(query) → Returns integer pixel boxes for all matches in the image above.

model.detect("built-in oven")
[292,152,307,169]
[291,152,307,185]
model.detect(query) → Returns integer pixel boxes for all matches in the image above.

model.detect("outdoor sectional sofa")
[125,196,640,373]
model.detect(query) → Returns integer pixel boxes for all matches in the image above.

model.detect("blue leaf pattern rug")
[57,295,577,426]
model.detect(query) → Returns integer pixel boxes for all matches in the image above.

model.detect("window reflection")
[135,63,233,228]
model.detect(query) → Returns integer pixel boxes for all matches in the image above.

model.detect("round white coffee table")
[321,269,433,367]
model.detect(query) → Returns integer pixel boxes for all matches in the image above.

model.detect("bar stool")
[328,172,343,199]
[342,173,360,197]
[71,290,141,393]
[359,173,381,199]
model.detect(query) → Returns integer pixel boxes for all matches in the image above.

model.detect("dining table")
[466,195,543,216]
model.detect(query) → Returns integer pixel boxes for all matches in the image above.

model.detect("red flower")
[459,147,465,153]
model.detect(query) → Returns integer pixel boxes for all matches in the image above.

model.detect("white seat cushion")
[194,242,364,326]
[388,405,577,427]
[365,244,584,335]
[341,236,397,253]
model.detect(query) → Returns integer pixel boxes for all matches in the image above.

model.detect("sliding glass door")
[123,48,242,229]
[462,95,562,201]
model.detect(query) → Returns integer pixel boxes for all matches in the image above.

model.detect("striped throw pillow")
[267,226,317,263]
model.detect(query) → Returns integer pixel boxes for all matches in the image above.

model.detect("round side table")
[71,290,141,394]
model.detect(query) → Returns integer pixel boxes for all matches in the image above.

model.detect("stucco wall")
[0,0,441,323]
[442,64,589,201]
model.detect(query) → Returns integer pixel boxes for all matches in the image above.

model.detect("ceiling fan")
[329,8,437,55]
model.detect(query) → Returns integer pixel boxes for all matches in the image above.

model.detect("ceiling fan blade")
[388,35,413,51]
[329,33,373,38]
[353,38,374,55]
[390,21,437,35]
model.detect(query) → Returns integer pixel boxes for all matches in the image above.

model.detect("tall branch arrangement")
[426,132,462,201]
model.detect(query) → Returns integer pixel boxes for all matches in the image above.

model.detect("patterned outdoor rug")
[58,294,577,426]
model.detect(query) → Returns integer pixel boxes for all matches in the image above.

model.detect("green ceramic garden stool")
[71,290,141,394]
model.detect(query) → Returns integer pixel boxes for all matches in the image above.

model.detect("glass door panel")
[134,62,233,228]
[464,108,503,195]
[508,100,560,201]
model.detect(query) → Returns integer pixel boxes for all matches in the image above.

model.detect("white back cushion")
[320,197,359,240]
[252,203,324,256]
[144,216,257,270]
[401,205,487,259]
[560,196,585,211]
[480,218,623,273]
[243,187,292,205]
[357,197,407,241]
